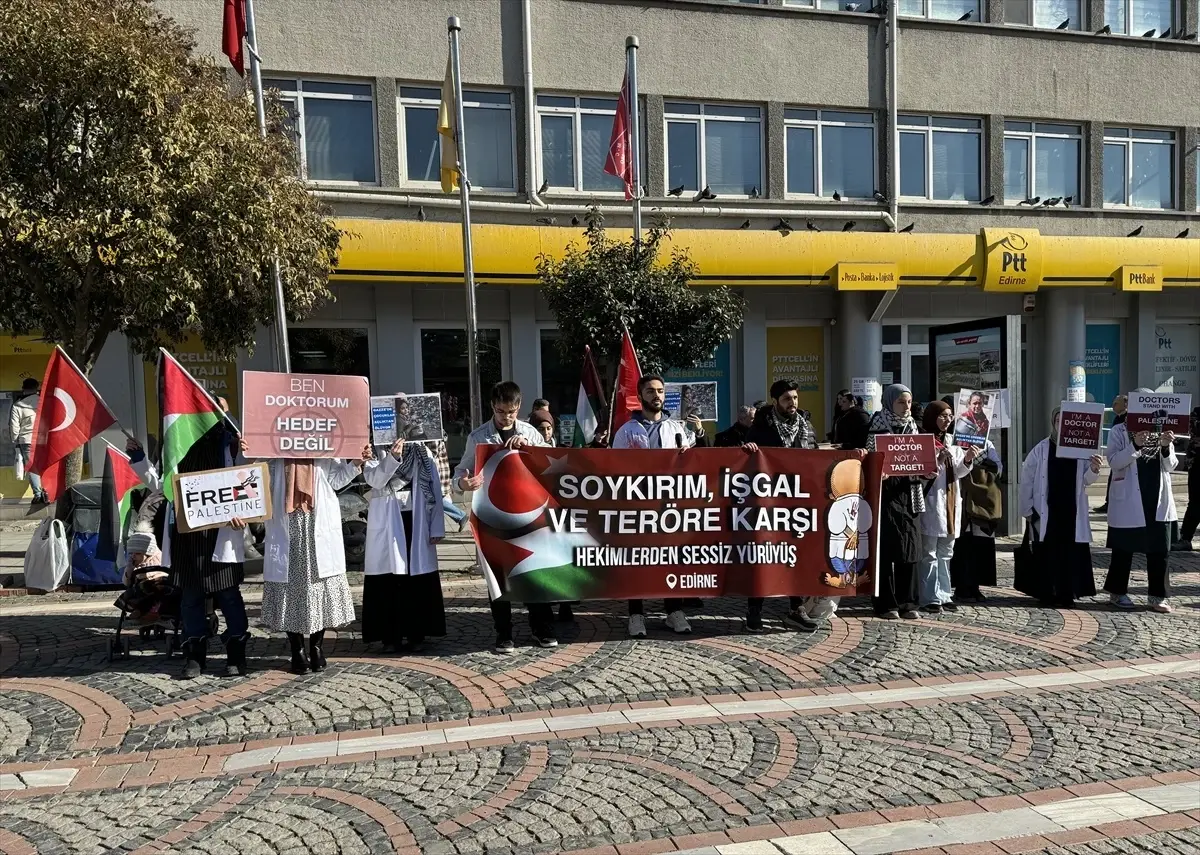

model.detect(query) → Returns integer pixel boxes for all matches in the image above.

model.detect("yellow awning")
[332,219,1200,292]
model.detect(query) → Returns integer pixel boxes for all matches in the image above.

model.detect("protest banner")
[664,381,719,422]
[470,447,883,602]
[370,392,444,445]
[1126,390,1192,435]
[875,434,938,476]
[952,388,996,448]
[1055,401,1104,459]
[173,462,272,533]
[242,371,370,458]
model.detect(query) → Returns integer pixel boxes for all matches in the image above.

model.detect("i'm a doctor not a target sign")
[241,372,370,459]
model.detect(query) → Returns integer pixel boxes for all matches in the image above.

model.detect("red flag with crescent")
[28,347,116,501]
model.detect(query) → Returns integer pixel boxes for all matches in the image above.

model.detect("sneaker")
[665,610,692,634]
[1148,597,1173,614]
[877,610,901,620]
[1109,593,1137,611]
[941,602,959,613]
[784,610,819,633]
[457,517,469,534]
[900,609,921,620]
[533,634,559,649]
[921,604,943,614]
[743,618,765,633]
[494,637,516,654]
[628,614,648,639]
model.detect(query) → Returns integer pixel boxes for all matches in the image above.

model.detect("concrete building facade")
[3,0,1199,502]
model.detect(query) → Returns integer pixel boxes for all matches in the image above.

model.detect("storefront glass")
[1155,322,1199,397]
[420,328,502,462]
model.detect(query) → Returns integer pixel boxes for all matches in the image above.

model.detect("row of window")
[265,78,1194,211]
[763,0,1185,37]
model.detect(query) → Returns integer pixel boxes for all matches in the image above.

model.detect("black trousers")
[1180,464,1200,542]
[628,598,686,616]
[872,560,916,615]
[491,600,554,640]
[746,597,804,618]
[1104,549,1169,599]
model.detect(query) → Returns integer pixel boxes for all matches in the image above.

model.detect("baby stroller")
[109,566,217,661]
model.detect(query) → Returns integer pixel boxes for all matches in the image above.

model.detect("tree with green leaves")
[537,210,745,377]
[0,0,342,376]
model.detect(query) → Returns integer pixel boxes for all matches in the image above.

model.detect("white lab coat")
[363,449,445,577]
[262,459,359,584]
[920,443,972,538]
[131,453,246,568]
[1105,423,1178,528]
[1018,438,1099,544]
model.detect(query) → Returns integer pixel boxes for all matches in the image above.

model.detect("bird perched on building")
[739,219,751,229]
[900,222,915,233]
[806,220,820,232]
[536,216,556,226]
[668,184,685,197]
[1128,226,1143,237]
[775,218,793,235]
[832,191,842,201]
[537,179,549,194]
[693,186,717,202]
[842,221,856,231]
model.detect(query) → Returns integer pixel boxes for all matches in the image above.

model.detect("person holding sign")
[918,401,976,614]
[865,385,925,620]
[1016,408,1102,608]
[255,446,363,673]
[1103,390,1178,613]
[361,439,446,653]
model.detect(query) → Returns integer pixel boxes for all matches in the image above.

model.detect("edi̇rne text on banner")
[1054,401,1105,459]
[469,446,883,603]
[173,463,272,533]
[241,371,370,458]
[1126,390,1192,435]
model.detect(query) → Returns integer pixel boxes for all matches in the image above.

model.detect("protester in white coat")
[258,452,362,673]
[917,401,975,612]
[361,439,446,653]
[1016,408,1102,607]
[1103,406,1178,613]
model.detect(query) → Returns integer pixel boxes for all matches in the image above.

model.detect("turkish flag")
[611,328,642,433]
[28,347,117,501]
[603,71,635,201]
[222,0,247,76]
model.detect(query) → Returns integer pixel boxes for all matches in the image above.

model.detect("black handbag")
[1012,522,1036,597]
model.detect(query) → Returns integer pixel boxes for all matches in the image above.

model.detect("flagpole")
[449,16,483,430]
[244,0,292,374]
[626,36,642,250]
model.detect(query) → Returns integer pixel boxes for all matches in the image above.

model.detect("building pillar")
[1042,289,1087,422]
[508,288,540,402]
[765,101,786,200]
[643,94,665,199]
[742,295,767,405]
[986,115,1005,202]
[374,284,416,394]
[1127,292,1159,390]
[835,291,883,394]
[1083,122,1105,208]
[374,77,400,188]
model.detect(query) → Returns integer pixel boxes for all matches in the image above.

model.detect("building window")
[783,0,877,7]
[1003,122,1082,204]
[536,95,626,194]
[784,109,877,199]
[263,78,377,183]
[1103,127,1175,209]
[664,102,762,196]
[900,0,981,21]
[399,86,516,190]
[899,115,982,202]
[1004,0,1082,27]
[1103,0,1176,36]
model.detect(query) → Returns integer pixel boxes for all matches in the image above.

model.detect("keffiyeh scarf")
[395,442,439,518]
[768,406,801,448]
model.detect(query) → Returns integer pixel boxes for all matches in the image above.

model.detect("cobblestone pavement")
[1,537,1198,855]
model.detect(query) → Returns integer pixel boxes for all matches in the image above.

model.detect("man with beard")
[612,374,708,637]
[741,379,821,633]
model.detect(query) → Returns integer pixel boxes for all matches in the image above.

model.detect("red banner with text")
[470,446,883,602]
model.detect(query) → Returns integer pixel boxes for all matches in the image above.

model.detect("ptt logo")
[1000,233,1029,272]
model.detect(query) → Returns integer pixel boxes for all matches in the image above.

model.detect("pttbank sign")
[982,228,1043,292]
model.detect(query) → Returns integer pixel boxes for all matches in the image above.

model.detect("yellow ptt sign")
[1119,265,1163,291]
[981,228,1043,292]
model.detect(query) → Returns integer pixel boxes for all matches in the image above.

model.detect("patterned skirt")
[261,509,356,635]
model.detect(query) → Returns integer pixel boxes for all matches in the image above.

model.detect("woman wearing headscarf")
[918,401,975,614]
[257,448,364,673]
[865,384,924,620]
[1103,391,1178,612]
[361,439,446,653]
[1016,407,1102,607]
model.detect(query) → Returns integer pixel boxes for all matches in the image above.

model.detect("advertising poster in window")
[1154,323,1199,398]
[765,327,826,434]
[932,324,1003,401]
[1085,324,1121,407]
[144,334,239,452]
[664,341,732,441]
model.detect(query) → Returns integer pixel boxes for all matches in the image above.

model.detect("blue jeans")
[443,496,467,524]
[919,534,955,607]
[16,443,42,497]
[181,585,249,643]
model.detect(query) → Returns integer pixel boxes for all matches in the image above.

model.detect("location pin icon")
[665,574,678,590]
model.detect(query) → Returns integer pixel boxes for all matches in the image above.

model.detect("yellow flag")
[436,57,459,194]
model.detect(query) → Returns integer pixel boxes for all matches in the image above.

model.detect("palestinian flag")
[573,345,605,447]
[96,443,142,563]
[159,348,224,504]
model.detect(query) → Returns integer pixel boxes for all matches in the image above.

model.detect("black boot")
[287,632,309,674]
[308,630,326,672]
[223,634,248,677]
[180,639,205,680]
